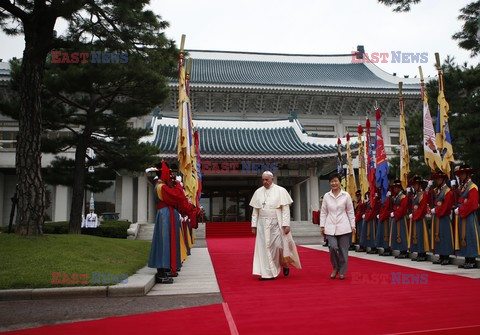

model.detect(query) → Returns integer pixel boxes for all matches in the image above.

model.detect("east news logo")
[51,51,128,64]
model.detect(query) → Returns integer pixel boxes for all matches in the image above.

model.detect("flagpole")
[186,58,193,98]
[436,53,458,248]
[398,81,410,190]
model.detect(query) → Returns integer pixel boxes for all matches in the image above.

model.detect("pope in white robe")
[249,171,301,279]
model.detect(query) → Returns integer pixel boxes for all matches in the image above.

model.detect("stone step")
[135,221,317,240]
[135,223,206,241]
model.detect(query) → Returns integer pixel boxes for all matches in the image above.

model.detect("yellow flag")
[346,133,357,202]
[357,125,368,199]
[399,83,410,189]
[435,67,454,175]
[177,49,198,201]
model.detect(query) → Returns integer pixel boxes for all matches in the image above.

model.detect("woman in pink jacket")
[320,173,356,280]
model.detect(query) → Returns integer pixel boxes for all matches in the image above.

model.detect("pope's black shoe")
[259,277,275,281]
[283,267,290,276]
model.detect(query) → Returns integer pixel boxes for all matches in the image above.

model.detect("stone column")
[53,185,69,221]
[136,175,148,224]
[120,176,133,222]
[309,175,320,212]
[293,183,301,221]
[148,183,156,223]
[115,175,122,214]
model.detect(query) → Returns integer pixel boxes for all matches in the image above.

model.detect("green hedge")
[81,221,131,239]
[1,221,131,239]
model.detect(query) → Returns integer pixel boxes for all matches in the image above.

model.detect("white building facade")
[0,48,422,226]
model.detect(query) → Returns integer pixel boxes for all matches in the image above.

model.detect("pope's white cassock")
[250,183,301,278]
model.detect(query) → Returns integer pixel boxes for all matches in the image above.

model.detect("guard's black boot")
[166,269,179,277]
[440,255,450,265]
[464,258,476,269]
[416,253,427,262]
[382,248,392,256]
[156,268,174,284]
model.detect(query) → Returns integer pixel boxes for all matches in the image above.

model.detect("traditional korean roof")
[144,115,356,160]
[184,50,421,95]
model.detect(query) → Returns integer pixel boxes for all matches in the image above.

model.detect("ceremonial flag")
[194,130,202,207]
[419,66,442,172]
[357,125,369,199]
[346,133,357,201]
[337,138,344,176]
[177,36,198,201]
[337,138,346,189]
[434,59,454,175]
[366,117,376,201]
[375,108,389,202]
[399,82,410,189]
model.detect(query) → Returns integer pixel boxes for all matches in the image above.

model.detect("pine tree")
[0,1,177,234]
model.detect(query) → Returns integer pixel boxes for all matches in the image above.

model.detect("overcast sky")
[1,0,477,78]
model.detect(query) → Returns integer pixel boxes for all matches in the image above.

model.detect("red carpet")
[5,237,480,335]
[205,222,252,237]
[3,303,232,335]
[207,237,480,335]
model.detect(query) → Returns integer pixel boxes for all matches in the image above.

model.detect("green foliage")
[4,220,132,238]
[453,1,480,57]
[81,221,131,239]
[1,1,178,199]
[377,0,421,12]
[0,234,151,289]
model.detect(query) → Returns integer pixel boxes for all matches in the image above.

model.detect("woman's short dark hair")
[328,172,342,182]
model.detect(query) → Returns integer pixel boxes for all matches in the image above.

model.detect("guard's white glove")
[409,214,413,219]
[386,191,391,197]
[450,180,456,187]
[145,167,157,173]
[406,187,412,194]
[431,208,436,215]
[390,212,394,218]
[362,214,365,219]
[376,214,379,219]
[428,180,433,187]
[454,208,459,215]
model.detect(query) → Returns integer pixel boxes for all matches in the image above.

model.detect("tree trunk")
[15,15,56,236]
[68,134,89,234]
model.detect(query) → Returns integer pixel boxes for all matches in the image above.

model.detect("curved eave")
[157,152,346,160]
[170,82,420,96]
